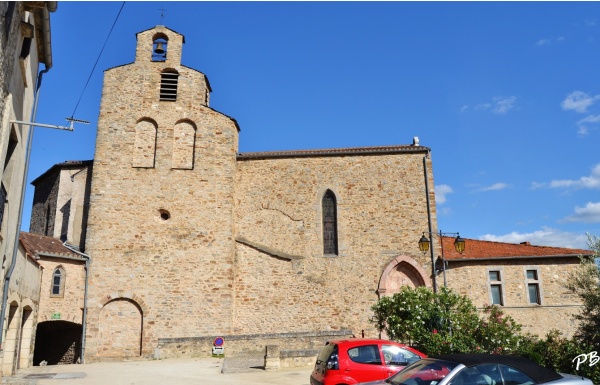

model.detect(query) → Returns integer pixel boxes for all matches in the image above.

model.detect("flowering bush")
[371,286,600,382]
[371,286,480,354]
[474,305,524,354]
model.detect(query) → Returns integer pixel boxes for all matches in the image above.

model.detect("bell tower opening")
[152,33,168,61]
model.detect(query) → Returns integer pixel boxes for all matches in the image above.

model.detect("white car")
[358,354,594,385]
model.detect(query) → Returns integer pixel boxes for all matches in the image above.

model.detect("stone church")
[26,25,590,364]
[82,25,435,360]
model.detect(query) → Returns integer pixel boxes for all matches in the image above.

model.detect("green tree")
[565,234,600,346]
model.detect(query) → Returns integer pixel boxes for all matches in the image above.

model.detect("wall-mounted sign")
[51,312,61,320]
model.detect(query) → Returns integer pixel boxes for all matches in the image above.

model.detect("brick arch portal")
[378,255,430,297]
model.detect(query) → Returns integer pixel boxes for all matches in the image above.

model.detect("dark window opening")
[52,268,63,296]
[160,70,179,101]
[0,184,6,231]
[322,190,338,255]
[20,36,32,59]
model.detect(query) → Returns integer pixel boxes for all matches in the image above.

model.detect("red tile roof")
[19,232,83,260]
[440,236,593,261]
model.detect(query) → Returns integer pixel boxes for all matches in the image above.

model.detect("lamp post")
[418,231,465,291]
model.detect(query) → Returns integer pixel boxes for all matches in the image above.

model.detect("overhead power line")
[70,2,126,119]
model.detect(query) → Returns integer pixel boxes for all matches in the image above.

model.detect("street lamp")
[418,231,465,291]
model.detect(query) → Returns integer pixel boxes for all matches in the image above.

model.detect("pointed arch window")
[322,190,338,255]
[51,267,65,297]
[160,69,179,101]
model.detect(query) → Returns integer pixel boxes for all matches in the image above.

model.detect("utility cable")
[70,2,126,119]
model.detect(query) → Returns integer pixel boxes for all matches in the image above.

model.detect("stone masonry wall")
[84,26,239,360]
[234,153,438,339]
[29,170,59,236]
[446,258,582,337]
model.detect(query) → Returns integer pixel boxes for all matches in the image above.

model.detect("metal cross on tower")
[158,6,167,24]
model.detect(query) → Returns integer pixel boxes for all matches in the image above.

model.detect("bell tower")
[84,25,239,360]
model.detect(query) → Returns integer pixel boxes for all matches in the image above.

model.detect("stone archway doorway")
[98,298,143,358]
[378,255,429,297]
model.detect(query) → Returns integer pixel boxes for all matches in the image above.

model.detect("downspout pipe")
[61,243,90,364]
[423,151,437,293]
[0,64,50,352]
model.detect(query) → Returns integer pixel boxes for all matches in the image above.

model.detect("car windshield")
[388,359,459,385]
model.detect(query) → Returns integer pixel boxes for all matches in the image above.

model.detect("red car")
[310,339,427,385]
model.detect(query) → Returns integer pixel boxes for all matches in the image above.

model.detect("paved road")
[2,357,313,385]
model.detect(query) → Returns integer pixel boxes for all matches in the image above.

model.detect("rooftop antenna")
[10,117,90,131]
[159,6,167,24]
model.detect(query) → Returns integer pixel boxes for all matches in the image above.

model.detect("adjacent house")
[440,236,592,338]
[0,1,56,377]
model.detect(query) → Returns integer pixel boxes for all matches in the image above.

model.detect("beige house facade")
[0,1,56,377]
[440,237,590,338]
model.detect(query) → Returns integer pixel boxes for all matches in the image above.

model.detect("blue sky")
[24,1,600,249]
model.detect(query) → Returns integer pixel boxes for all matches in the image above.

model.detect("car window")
[450,366,501,385]
[347,344,382,365]
[382,345,421,366]
[476,364,503,385]
[499,364,535,385]
[389,360,457,385]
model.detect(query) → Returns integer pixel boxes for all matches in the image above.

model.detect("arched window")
[160,69,179,101]
[152,34,168,62]
[51,267,65,297]
[322,190,338,255]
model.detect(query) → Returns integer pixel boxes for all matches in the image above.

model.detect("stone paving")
[1,357,313,385]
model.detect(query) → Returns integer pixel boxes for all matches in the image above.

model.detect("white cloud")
[474,182,510,192]
[536,38,550,46]
[561,91,600,113]
[479,227,589,248]
[492,96,517,115]
[460,105,469,113]
[548,164,600,189]
[561,202,600,223]
[575,114,600,136]
[473,97,517,115]
[435,184,453,204]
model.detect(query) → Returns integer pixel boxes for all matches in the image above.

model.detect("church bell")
[154,42,165,55]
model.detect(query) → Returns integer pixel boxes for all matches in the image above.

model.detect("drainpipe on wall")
[60,243,90,364]
[0,64,50,353]
[423,151,437,293]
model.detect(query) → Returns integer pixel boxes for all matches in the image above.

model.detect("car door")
[344,344,386,383]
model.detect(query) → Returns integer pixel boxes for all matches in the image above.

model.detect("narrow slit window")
[160,70,179,101]
[322,190,338,255]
